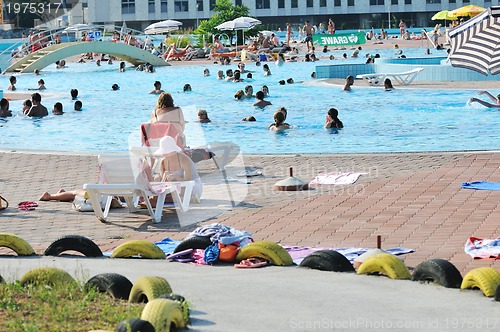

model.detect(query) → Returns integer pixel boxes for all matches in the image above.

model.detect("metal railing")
[0,24,167,71]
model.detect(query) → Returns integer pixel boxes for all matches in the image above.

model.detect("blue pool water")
[0,46,498,154]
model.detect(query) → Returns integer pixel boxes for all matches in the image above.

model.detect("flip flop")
[234,257,269,268]
[18,201,38,211]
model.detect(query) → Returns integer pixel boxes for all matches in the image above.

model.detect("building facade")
[87,0,500,31]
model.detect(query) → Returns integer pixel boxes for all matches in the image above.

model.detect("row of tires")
[0,267,188,332]
[0,233,169,259]
[299,250,500,301]
[2,232,500,301]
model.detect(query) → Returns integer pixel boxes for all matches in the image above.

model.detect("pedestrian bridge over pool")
[4,41,169,73]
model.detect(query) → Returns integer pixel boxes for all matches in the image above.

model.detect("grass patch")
[0,280,144,332]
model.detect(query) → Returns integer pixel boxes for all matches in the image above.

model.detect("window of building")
[278,0,285,8]
[405,0,411,4]
[209,0,216,10]
[320,0,326,7]
[121,0,135,14]
[235,0,242,5]
[370,0,385,5]
[463,0,470,3]
[306,0,313,7]
[148,0,155,13]
[256,0,270,9]
[449,0,455,3]
[348,0,354,6]
[425,0,441,3]
[391,0,397,4]
[161,0,167,12]
[291,0,298,8]
[174,0,188,11]
[334,0,341,6]
[197,0,203,10]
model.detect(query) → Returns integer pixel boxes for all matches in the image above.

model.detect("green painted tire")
[129,276,173,303]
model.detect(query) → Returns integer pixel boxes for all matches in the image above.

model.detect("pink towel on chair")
[141,123,184,148]
[309,172,367,185]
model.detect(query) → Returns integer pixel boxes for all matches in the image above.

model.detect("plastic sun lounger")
[83,154,190,223]
[356,67,424,86]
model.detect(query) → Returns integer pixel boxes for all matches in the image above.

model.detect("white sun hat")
[154,136,182,155]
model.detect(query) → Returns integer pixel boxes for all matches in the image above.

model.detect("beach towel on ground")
[461,181,500,191]
[283,245,414,265]
[464,236,500,259]
[309,172,367,185]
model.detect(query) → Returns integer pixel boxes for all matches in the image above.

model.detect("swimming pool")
[1,46,498,154]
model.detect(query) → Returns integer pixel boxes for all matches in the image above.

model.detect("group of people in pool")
[0,75,84,118]
[204,59,345,131]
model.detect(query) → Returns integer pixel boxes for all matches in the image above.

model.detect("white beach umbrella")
[215,17,261,47]
[234,16,262,27]
[145,20,183,34]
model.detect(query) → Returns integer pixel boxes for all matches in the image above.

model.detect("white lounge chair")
[83,154,191,223]
[356,67,424,86]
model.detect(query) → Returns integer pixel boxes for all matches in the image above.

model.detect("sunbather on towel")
[469,90,500,108]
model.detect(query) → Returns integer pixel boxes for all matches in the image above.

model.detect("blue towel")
[461,181,500,191]
[154,237,181,255]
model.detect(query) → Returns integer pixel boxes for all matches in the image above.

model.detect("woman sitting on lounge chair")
[151,92,186,144]
[151,136,203,203]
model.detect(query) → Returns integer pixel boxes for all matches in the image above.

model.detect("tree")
[193,0,259,47]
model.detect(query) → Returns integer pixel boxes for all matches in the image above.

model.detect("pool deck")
[0,149,499,275]
[1,38,500,329]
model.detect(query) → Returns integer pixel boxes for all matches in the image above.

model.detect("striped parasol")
[448,6,500,75]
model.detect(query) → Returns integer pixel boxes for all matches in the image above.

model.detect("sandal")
[18,201,38,211]
[234,257,269,268]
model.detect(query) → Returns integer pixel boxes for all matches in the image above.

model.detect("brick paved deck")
[0,150,498,274]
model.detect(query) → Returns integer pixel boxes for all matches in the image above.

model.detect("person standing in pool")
[343,75,355,91]
[269,111,290,131]
[26,92,48,117]
[324,108,343,129]
[253,91,272,108]
[469,91,500,108]
[8,76,16,91]
[0,98,12,118]
[150,81,164,94]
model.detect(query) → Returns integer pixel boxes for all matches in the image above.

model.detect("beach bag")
[0,195,8,210]
[218,242,239,262]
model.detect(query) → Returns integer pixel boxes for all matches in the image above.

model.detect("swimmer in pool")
[150,81,164,94]
[343,75,354,91]
[469,90,500,108]
[253,91,272,108]
[0,98,12,118]
[268,110,290,131]
[74,100,83,111]
[324,108,344,129]
[244,85,254,98]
